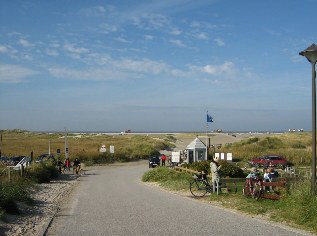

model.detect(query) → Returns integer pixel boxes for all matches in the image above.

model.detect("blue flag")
[207,114,213,123]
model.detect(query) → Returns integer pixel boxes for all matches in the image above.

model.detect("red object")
[249,155,288,168]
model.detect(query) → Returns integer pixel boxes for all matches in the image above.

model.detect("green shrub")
[0,181,33,215]
[142,167,192,190]
[218,161,246,178]
[27,160,58,183]
[183,161,210,174]
[279,179,317,231]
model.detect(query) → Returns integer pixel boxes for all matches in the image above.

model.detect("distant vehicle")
[248,155,288,168]
[120,129,132,135]
[10,156,26,165]
[0,156,9,165]
[35,153,55,163]
[149,156,160,168]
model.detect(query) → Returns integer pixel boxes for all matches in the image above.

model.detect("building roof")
[186,137,206,150]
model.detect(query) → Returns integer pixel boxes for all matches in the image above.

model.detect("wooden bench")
[261,178,287,200]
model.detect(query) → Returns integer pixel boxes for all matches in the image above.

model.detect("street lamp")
[299,43,317,195]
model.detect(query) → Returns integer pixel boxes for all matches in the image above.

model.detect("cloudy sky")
[0,0,316,132]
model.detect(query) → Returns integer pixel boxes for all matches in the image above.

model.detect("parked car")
[248,155,288,168]
[0,156,9,165]
[10,156,26,165]
[149,156,160,168]
[35,153,55,163]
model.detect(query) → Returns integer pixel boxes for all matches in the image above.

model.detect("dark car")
[149,156,160,168]
[10,156,26,165]
[249,155,288,168]
[35,153,55,163]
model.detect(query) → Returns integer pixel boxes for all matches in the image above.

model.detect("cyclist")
[73,158,81,175]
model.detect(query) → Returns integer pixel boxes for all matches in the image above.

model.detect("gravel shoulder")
[0,173,80,236]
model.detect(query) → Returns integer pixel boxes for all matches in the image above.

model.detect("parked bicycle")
[242,176,264,200]
[189,172,214,197]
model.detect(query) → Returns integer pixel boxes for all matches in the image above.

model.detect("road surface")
[46,161,313,236]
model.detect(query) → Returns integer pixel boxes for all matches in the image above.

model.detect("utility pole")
[65,127,68,159]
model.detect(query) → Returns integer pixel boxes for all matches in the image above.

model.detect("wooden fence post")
[8,166,11,182]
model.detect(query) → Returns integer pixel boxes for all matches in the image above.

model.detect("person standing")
[210,157,222,193]
[64,158,70,172]
[161,154,166,166]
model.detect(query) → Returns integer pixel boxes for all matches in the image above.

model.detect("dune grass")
[220,132,312,166]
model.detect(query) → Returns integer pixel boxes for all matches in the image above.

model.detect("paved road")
[46,162,312,236]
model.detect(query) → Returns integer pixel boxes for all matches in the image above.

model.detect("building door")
[188,150,193,163]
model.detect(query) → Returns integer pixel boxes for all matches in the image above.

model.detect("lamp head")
[299,43,317,64]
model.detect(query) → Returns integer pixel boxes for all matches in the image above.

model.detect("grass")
[220,132,312,167]
[142,167,317,234]
[0,130,176,165]
[1,130,316,233]
[0,159,60,218]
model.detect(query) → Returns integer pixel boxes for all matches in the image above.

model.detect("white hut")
[185,137,207,163]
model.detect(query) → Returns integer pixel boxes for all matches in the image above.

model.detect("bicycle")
[189,172,213,197]
[242,177,264,200]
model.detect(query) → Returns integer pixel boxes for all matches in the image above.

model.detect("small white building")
[185,137,207,163]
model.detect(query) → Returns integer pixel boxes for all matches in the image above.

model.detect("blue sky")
[0,0,316,132]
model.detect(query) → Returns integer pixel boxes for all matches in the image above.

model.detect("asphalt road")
[46,162,313,236]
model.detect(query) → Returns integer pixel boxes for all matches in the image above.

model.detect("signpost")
[110,145,114,154]
[100,145,107,153]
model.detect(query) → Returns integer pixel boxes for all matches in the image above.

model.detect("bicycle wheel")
[190,180,208,197]
[252,182,262,200]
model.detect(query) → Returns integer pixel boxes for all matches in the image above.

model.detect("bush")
[218,161,246,178]
[278,179,317,231]
[27,160,58,183]
[183,161,245,178]
[142,167,192,191]
[0,181,33,215]
[183,161,210,174]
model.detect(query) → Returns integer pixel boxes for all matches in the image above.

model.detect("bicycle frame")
[243,177,263,200]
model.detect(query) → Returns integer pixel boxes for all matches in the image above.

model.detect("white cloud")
[48,57,171,81]
[98,23,119,34]
[144,35,155,40]
[214,38,225,46]
[170,39,186,47]
[170,28,182,35]
[114,58,169,74]
[45,49,59,56]
[18,38,33,47]
[63,43,89,54]
[0,45,8,53]
[195,32,209,40]
[80,5,116,16]
[115,37,129,43]
[202,61,236,76]
[48,67,132,81]
[0,64,37,83]
[132,13,170,30]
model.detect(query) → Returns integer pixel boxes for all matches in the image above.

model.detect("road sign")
[110,145,114,154]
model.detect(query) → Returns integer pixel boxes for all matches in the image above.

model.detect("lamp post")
[300,43,317,195]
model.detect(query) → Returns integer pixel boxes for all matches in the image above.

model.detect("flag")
[207,114,213,123]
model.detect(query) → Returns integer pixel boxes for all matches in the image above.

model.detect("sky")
[0,0,317,132]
